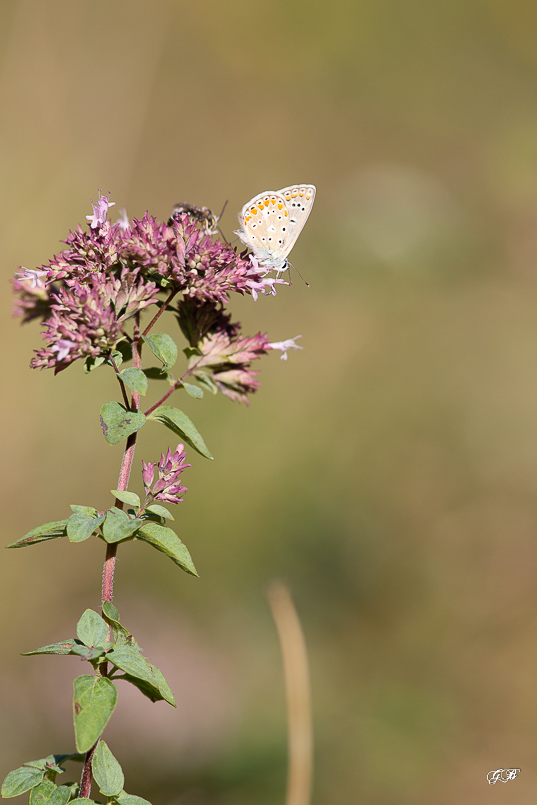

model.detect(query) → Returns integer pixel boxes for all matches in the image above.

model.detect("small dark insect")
[168,201,228,238]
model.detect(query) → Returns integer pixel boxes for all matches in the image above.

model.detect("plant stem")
[143,360,203,417]
[142,288,178,337]
[111,358,130,409]
[144,379,182,416]
[103,317,143,605]
[80,316,143,795]
[79,743,97,799]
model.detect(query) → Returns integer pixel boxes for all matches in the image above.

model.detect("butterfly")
[235,184,316,273]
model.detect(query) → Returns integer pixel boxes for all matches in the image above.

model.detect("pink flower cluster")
[13,191,303,399]
[142,445,192,506]
[30,269,160,372]
[176,298,302,403]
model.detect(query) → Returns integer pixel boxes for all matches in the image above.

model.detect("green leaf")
[142,333,177,369]
[100,402,146,446]
[114,341,133,364]
[22,639,79,656]
[119,670,175,706]
[102,601,120,622]
[102,508,142,544]
[147,663,176,706]
[19,761,47,771]
[135,522,198,576]
[70,505,98,516]
[106,646,151,681]
[67,512,105,543]
[110,490,141,509]
[29,779,56,805]
[35,755,74,773]
[193,372,218,394]
[144,504,174,521]
[147,406,212,459]
[49,754,83,767]
[68,799,94,805]
[116,794,152,805]
[143,367,169,381]
[91,741,124,797]
[181,382,203,399]
[119,368,148,396]
[1,767,44,798]
[73,675,117,753]
[56,783,81,800]
[109,624,134,648]
[107,647,175,706]
[102,602,135,648]
[76,610,109,647]
[108,350,124,369]
[48,786,72,805]
[70,645,107,661]
[84,355,106,373]
[6,520,68,549]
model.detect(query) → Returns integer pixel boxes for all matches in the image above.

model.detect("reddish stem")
[111,357,130,408]
[144,379,182,416]
[103,321,143,602]
[79,743,97,798]
[143,358,203,417]
[80,319,144,793]
[142,288,178,337]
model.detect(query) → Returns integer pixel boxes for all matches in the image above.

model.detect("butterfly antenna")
[215,199,230,241]
[288,261,310,288]
[217,199,229,221]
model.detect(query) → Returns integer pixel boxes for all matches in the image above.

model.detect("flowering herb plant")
[2,191,303,805]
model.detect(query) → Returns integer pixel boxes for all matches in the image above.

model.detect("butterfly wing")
[276,184,316,259]
[236,190,290,264]
[236,184,316,269]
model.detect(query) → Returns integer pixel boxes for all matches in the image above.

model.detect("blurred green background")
[3,0,537,802]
